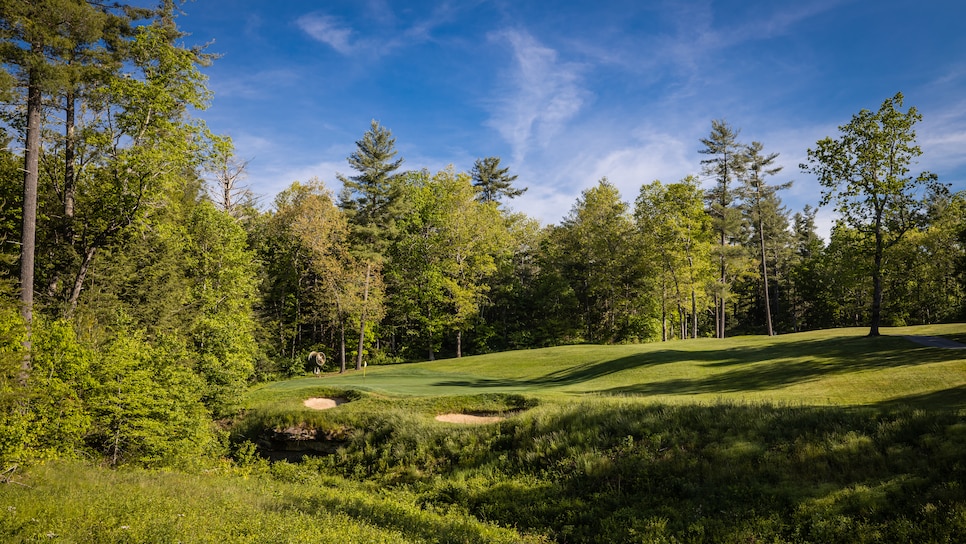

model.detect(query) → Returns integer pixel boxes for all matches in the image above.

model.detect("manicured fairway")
[252,324,966,409]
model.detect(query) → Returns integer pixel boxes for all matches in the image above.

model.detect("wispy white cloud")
[486,29,591,164]
[296,14,356,54]
[363,0,396,27]
[221,132,353,208]
[660,0,841,65]
[922,128,966,169]
[728,1,842,43]
[497,116,701,226]
[247,158,348,209]
[918,93,966,182]
[296,5,468,59]
[399,2,464,42]
[507,184,585,227]
[572,0,841,95]
[210,68,300,99]
[226,132,276,157]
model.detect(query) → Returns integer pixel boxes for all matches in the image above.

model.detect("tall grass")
[0,460,549,543]
[233,390,966,542]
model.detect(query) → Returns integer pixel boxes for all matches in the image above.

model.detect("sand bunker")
[435,413,505,424]
[303,397,347,410]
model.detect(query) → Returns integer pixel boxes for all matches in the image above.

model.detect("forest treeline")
[0,1,964,466]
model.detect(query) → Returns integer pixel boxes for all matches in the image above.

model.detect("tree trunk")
[759,217,774,336]
[19,60,42,383]
[660,282,668,341]
[456,330,462,358]
[712,293,718,338]
[717,228,726,339]
[292,281,301,361]
[668,260,683,341]
[356,262,371,370]
[64,90,76,220]
[66,246,96,316]
[339,318,347,373]
[691,288,698,339]
[869,226,884,337]
[679,306,685,340]
[687,252,698,340]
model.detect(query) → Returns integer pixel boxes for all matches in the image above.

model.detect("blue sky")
[174,0,966,237]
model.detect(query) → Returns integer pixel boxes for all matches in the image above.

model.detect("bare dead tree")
[208,147,253,216]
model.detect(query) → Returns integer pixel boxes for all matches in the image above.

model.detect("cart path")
[903,335,966,349]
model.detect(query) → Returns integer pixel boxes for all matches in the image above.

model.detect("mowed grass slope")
[252,324,966,409]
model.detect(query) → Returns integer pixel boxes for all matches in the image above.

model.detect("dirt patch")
[303,397,347,410]
[435,413,505,424]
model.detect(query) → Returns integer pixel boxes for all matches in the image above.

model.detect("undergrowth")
[5,395,966,542]
[237,396,966,543]
[0,460,547,543]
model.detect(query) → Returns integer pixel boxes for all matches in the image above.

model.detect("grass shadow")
[590,335,966,396]
[875,385,966,411]
[433,350,682,389]
[436,335,965,396]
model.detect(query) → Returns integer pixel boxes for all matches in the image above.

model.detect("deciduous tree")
[635,177,712,341]
[288,180,360,373]
[802,92,946,336]
[554,179,654,343]
[390,168,507,359]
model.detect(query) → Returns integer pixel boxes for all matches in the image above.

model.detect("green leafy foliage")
[802,92,947,335]
[0,292,25,463]
[635,177,713,340]
[184,201,258,416]
[549,179,657,343]
[86,325,218,466]
[389,168,509,359]
[21,319,93,460]
[0,461,546,543]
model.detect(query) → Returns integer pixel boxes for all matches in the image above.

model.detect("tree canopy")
[802,92,946,336]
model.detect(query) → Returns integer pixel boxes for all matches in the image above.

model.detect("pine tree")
[742,141,790,336]
[0,0,68,369]
[337,120,404,369]
[471,156,526,204]
[699,120,746,338]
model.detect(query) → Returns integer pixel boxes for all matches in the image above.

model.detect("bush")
[86,326,220,466]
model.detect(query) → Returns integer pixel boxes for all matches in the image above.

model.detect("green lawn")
[252,324,966,410]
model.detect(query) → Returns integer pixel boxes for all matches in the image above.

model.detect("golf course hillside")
[219,325,966,542]
[249,325,966,407]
